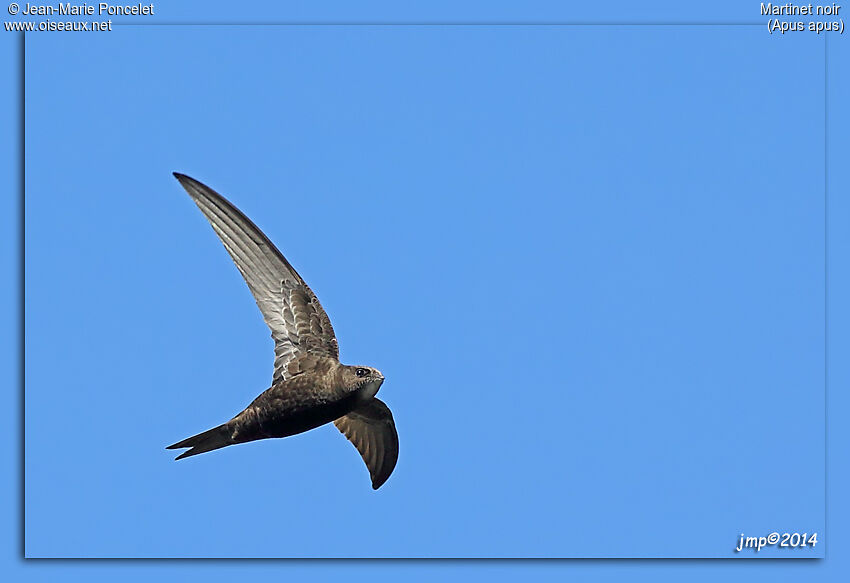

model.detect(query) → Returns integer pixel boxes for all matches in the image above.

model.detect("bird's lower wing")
[334,398,398,490]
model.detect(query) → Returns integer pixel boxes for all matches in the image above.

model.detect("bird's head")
[344,365,385,400]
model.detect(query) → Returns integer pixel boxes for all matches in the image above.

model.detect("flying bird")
[167,173,398,489]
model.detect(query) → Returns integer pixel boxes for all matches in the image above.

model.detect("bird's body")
[167,174,398,489]
[241,358,370,441]
[171,356,380,457]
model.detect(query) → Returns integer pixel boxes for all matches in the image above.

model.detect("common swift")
[167,173,398,490]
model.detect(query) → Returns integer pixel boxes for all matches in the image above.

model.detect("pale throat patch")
[359,379,383,401]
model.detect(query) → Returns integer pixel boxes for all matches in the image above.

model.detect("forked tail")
[167,423,233,460]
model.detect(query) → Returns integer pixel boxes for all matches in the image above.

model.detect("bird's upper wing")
[174,173,339,383]
[334,398,398,490]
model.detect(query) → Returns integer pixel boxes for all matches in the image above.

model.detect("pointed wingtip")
[172,172,206,200]
[172,172,214,201]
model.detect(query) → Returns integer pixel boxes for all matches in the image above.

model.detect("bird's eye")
[355,368,369,378]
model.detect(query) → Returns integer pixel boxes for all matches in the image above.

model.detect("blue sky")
[3,0,849,580]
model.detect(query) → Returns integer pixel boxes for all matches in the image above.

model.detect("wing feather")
[173,173,339,382]
[334,398,398,489]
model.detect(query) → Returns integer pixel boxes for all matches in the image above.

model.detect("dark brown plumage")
[167,173,398,490]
